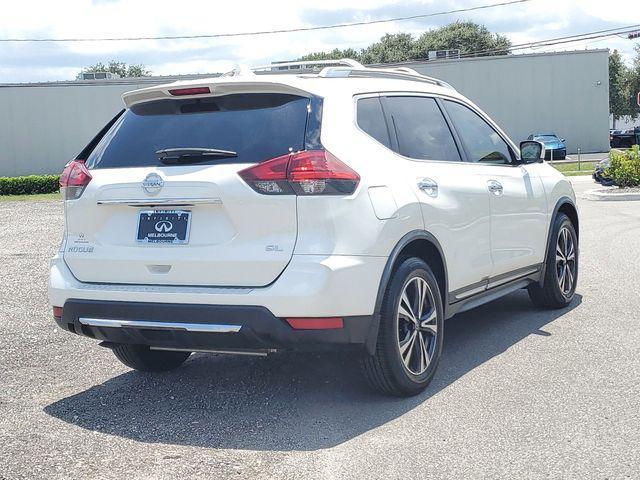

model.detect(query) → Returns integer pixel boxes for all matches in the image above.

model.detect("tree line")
[610,48,640,127]
[78,60,151,79]
[299,21,511,64]
[76,19,640,127]
[79,21,510,80]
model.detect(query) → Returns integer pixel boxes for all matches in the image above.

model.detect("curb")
[583,189,640,201]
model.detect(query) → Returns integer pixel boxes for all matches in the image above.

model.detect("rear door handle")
[418,178,438,197]
[487,180,503,196]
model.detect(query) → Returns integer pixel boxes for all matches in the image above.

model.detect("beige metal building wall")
[404,49,610,155]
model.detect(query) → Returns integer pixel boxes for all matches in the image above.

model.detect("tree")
[412,21,511,59]
[299,48,361,62]
[360,33,415,64]
[609,50,632,128]
[297,21,510,65]
[78,60,151,79]
[626,44,640,122]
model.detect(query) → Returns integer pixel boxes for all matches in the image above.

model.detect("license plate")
[137,210,191,244]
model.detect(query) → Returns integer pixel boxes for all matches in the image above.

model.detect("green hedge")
[0,175,60,196]
[607,146,640,188]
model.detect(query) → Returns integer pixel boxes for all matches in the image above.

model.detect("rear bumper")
[56,299,373,352]
[49,253,386,317]
[49,253,386,350]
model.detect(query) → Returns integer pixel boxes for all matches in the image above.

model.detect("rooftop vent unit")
[79,72,120,81]
[427,50,460,61]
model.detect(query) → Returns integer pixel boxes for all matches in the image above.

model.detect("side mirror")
[519,140,545,164]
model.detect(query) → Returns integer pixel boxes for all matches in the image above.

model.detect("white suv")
[49,60,579,396]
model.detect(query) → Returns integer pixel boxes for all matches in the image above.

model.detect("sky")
[1,0,639,83]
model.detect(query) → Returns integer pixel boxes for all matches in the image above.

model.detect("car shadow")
[44,290,582,451]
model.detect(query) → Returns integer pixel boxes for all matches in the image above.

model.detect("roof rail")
[220,64,255,77]
[251,58,365,72]
[318,65,454,90]
[238,58,454,90]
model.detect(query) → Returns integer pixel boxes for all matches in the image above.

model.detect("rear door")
[64,92,310,287]
[372,94,493,295]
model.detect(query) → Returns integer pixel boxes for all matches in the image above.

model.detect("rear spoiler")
[122,80,314,108]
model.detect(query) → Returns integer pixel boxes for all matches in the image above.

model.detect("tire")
[528,213,578,309]
[112,344,191,372]
[361,257,444,397]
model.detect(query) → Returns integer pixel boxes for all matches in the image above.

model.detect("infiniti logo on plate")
[154,220,173,233]
[142,173,164,195]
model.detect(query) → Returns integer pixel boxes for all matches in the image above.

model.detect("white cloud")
[0,0,639,82]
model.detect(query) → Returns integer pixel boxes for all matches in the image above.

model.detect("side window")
[384,96,461,162]
[356,97,391,148]
[443,100,513,165]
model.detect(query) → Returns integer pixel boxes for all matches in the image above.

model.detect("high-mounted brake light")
[59,159,92,200]
[168,86,211,96]
[238,150,359,196]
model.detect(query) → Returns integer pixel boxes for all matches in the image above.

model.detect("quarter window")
[356,97,391,148]
[443,100,513,165]
[384,96,461,162]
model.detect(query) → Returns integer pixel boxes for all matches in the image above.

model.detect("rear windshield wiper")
[155,148,238,165]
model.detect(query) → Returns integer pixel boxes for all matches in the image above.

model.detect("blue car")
[527,133,566,160]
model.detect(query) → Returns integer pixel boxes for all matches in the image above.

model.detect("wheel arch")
[365,230,449,355]
[557,200,579,240]
[539,197,579,286]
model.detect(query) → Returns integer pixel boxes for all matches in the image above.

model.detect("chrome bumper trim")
[78,317,241,333]
[96,197,222,207]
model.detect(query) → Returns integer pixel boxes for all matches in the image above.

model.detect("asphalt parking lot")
[1,176,639,479]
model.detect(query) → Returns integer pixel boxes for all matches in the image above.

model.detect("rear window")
[86,93,310,169]
[385,96,461,162]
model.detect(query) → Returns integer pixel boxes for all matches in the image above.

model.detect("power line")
[0,0,532,43]
[468,25,640,56]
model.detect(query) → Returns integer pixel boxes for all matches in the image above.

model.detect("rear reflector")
[59,159,92,200]
[285,317,344,330]
[53,306,63,318]
[168,86,211,96]
[238,150,359,196]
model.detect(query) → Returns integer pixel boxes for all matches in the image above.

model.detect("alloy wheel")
[556,226,576,296]
[396,277,438,375]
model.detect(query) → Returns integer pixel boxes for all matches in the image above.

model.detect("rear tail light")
[238,150,359,196]
[59,159,92,200]
[52,306,63,318]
